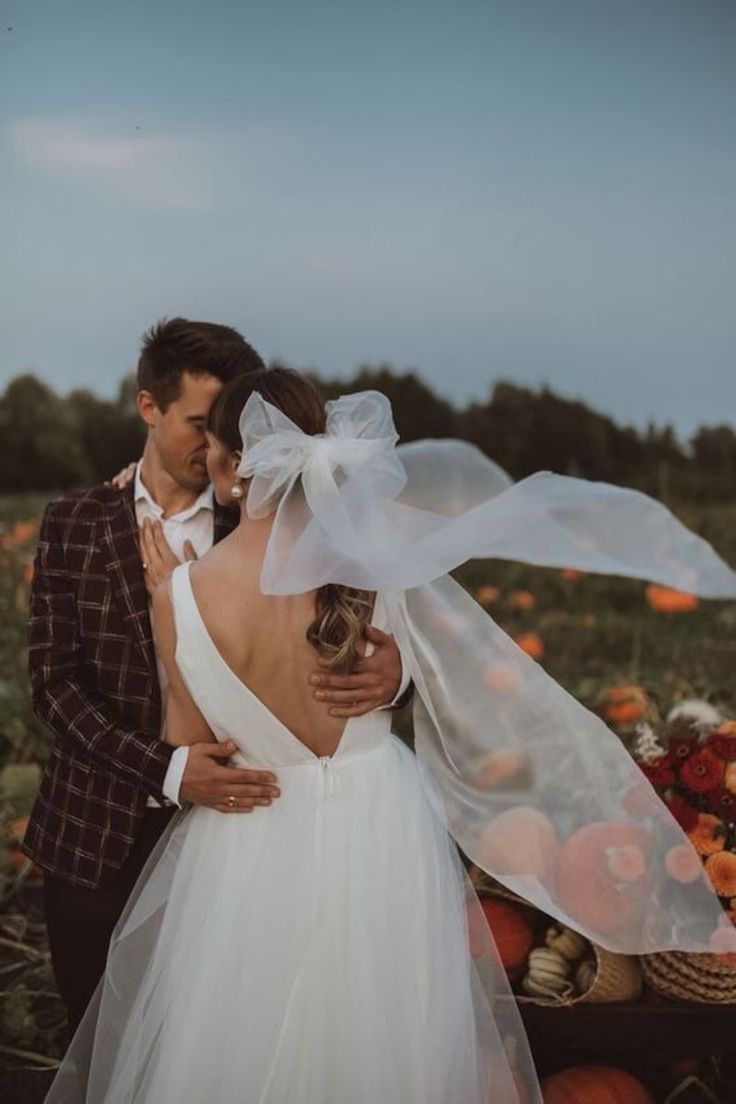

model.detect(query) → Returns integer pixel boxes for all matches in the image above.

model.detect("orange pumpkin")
[555,822,651,935]
[645,584,698,614]
[542,1065,654,1103]
[483,664,521,696]
[466,897,534,977]
[509,590,536,611]
[600,685,648,726]
[475,584,501,606]
[477,806,559,878]
[514,632,545,661]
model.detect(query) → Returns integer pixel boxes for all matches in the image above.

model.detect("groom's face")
[141,370,224,492]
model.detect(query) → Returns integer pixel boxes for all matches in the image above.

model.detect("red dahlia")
[706,733,736,761]
[670,737,698,762]
[680,749,724,794]
[707,787,736,821]
[665,796,699,832]
[642,757,675,786]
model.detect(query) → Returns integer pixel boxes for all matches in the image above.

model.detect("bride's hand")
[139,517,197,596]
[107,461,138,490]
[310,627,403,718]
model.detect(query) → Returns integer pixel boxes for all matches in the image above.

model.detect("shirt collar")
[134,461,214,523]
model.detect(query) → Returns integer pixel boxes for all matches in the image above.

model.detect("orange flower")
[509,590,536,611]
[514,632,544,661]
[705,851,736,897]
[665,844,703,884]
[645,585,699,614]
[605,844,646,883]
[600,685,648,726]
[687,813,726,856]
[22,562,34,585]
[12,520,37,545]
[475,584,500,606]
[561,568,585,581]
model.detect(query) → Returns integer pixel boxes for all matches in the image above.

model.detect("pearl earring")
[231,483,244,500]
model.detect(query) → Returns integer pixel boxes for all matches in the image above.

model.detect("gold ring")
[227,795,236,808]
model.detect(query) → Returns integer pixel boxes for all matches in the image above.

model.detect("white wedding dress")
[47,561,531,1104]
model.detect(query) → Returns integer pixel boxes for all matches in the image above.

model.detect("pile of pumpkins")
[472,894,598,1002]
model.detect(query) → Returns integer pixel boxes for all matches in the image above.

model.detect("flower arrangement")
[633,718,736,929]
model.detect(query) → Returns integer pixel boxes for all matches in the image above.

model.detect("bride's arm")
[152,580,215,747]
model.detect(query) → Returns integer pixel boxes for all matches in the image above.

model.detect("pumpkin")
[509,589,536,611]
[475,584,500,606]
[476,806,559,878]
[555,822,651,935]
[541,1064,654,1104]
[467,897,534,976]
[522,946,573,999]
[472,753,524,789]
[600,685,648,726]
[645,585,698,614]
[483,664,521,696]
[514,632,545,661]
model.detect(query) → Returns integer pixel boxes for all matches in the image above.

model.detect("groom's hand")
[180,742,281,813]
[309,628,403,718]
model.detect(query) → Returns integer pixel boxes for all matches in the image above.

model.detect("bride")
[48,367,736,1103]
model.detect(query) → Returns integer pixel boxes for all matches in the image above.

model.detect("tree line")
[1,367,735,503]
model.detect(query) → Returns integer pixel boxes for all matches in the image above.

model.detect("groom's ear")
[137,389,159,429]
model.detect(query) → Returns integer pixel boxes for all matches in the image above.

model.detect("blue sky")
[1,0,733,438]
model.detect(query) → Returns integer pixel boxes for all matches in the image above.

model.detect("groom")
[23,317,407,1032]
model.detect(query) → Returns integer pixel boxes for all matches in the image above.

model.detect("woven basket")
[475,879,643,1007]
[641,950,736,1004]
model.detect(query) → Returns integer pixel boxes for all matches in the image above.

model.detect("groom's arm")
[310,626,412,718]
[28,502,174,798]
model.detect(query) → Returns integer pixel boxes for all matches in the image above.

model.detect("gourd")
[521,946,573,999]
[574,958,596,995]
[544,924,587,962]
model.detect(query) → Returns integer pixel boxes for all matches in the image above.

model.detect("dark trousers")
[43,806,176,1036]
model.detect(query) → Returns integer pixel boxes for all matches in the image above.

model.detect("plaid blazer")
[22,483,236,889]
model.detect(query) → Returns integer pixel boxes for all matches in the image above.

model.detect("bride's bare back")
[156,521,366,759]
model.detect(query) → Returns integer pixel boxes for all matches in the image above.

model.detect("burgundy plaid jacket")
[22,483,236,889]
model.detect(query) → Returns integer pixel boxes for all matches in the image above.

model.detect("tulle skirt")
[46,736,540,1103]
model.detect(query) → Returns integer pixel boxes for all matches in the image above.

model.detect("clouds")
[10,118,219,212]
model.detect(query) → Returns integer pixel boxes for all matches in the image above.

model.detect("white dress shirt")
[135,462,410,808]
[134,463,215,808]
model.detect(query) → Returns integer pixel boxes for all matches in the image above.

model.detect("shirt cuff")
[162,746,190,806]
[379,650,412,710]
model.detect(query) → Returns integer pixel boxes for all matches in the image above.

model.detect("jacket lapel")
[214,503,238,545]
[102,485,156,671]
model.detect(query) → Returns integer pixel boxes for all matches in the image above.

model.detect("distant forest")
[1,367,735,503]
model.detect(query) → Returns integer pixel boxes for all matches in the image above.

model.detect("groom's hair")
[137,317,265,412]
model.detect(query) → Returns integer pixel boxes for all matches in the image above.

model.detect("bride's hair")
[206,368,375,672]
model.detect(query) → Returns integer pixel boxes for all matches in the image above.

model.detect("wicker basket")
[475,879,643,1007]
[641,950,736,1004]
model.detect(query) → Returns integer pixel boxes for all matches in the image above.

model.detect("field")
[1,491,736,1100]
